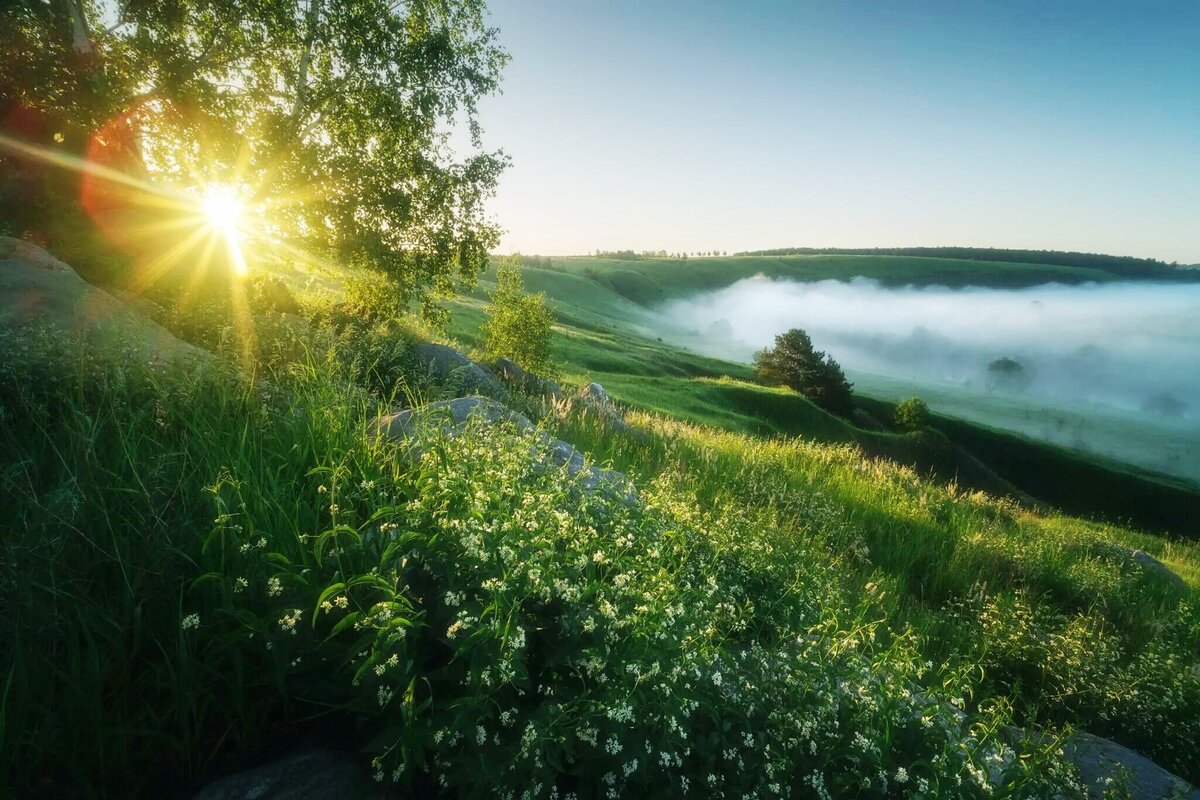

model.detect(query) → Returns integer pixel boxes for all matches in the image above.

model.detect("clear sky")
[471,0,1199,262]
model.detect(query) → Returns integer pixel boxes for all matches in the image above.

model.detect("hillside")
[735,247,1195,281]
[448,256,1200,539]
[3,241,1199,799]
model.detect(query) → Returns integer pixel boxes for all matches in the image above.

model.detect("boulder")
[412,342,505,398]
[492,357,563,400]
[374,395,534,441]
[1065,732,1200,799]
[193,748,394,800]
[0,237,204,366]
[373,396,633,499]
[1129,550,1188,592]
[569,382,645,440]
[576,381,616,412]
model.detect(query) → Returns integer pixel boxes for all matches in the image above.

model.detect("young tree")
[754,328,855,417]
[985,357,1031,392]
[1,0,507,312]
[482,260,555,375]
[894,397,930,431]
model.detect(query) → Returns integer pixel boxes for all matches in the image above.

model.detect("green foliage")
[481,261,555,375]
[895,397,931,431]
[343,269,406,323]
[754,328,856,418]
[1,0,508,303]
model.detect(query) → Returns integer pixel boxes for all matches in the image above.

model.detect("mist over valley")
[655,277,1200,482]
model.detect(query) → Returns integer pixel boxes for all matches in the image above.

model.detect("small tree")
[482,260,555,376]
[894,397,930,431]
[754,328,855,417]
[986,357,1031,393]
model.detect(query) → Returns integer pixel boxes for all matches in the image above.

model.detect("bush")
[481,261,555,375]
[344,269,406,323]
[895,397,930,431]
[753,328,855,418]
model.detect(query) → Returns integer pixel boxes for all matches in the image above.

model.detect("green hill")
[5,243,1199,797]
[447,255,1200,539]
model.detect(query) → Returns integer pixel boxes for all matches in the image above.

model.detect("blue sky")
[471,0,1199,262]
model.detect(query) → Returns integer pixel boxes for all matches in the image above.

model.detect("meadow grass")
[2,293,1198,798]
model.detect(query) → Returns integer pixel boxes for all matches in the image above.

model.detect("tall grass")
[554,410,1200,780]
[2,307,1197,797]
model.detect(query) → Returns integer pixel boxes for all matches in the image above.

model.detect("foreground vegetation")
[3,271,1198,797]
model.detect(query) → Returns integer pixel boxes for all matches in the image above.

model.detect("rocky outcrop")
[373,395,633,498]
[193,749,394,800]
[1065,732,1200,799]
[1129,549,1188,592]
[0,237,204,365]
[492,356,563,400]
[412,342,505,398]
[569,382,646,440]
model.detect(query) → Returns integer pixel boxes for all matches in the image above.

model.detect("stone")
[1065,732,1200,800]
[373,396,633,500]
[0,236,206,366]
[1129,550,1188,592]
[576,381,615,411]
[193,748,394,800]
[569,382,646,440]
[492,357,563,400]
[412,342,505,398]
[374,395,534,441]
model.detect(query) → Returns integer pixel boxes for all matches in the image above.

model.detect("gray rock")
[374,395,534,441]
[1065,732,1200,799]
[576,381,615,411]
[194,748,394,800]
[373,396,633,499]
[492,357,562,400]
[1129,550,1188,592]
[412,342,505,397]
[0,237,206,366]
[570,382,645,440]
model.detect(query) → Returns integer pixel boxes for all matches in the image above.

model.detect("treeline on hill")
[737,246,1190,279]
[592,249,727,260]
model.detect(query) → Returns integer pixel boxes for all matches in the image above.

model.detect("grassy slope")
[449,255,1200,539]
[6,251,1200,797]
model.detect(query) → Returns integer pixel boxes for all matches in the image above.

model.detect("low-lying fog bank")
[654,277,1200,482]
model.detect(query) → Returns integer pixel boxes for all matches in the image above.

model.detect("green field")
[445,254,1200,539]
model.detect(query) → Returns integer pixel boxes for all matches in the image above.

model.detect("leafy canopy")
[1,0,508,309]
[481,259,555,375]
[894,396,930,432]
[753,328,855,418]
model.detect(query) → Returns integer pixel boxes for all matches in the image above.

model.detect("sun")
[198,183,250,276]
[201,184,244,237]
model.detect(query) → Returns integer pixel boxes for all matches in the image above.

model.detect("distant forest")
[736,247,1191,279]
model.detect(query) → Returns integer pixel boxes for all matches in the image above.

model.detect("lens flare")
[198,183,249,276]
[201,185,244,236]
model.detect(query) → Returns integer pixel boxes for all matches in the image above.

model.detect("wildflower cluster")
[289,417,1077,797]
